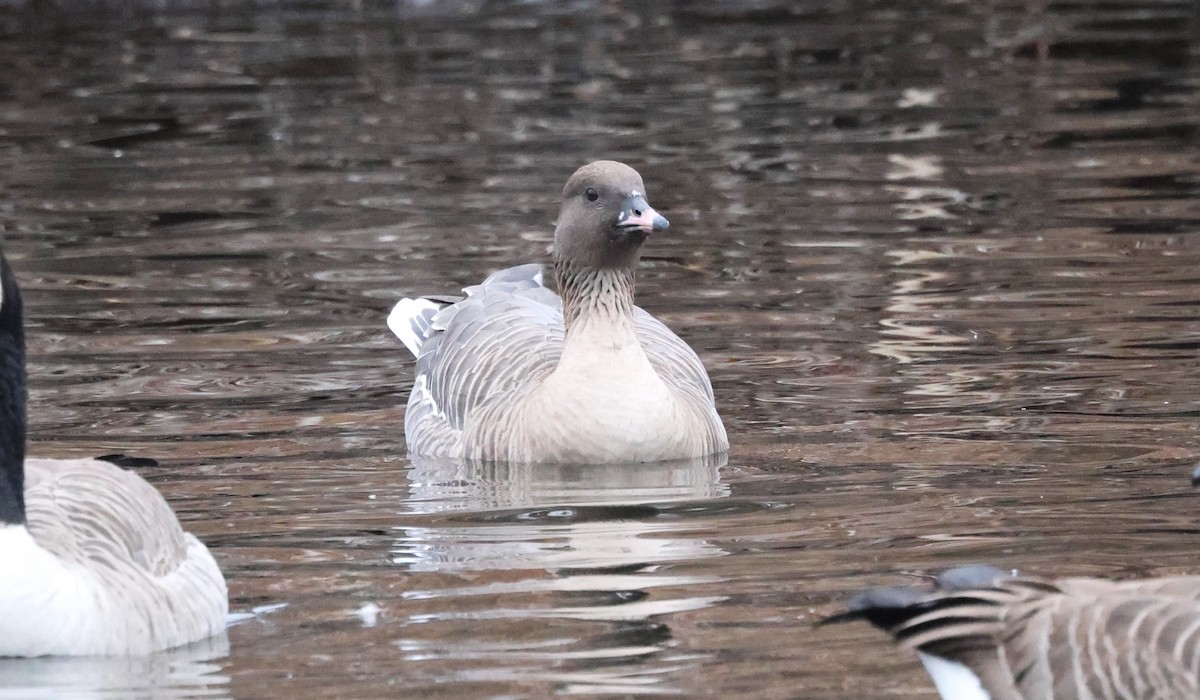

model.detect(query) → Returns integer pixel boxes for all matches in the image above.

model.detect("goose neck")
[0,254,25,526]
[554,259,637,333]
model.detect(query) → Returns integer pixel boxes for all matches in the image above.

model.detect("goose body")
[388,161,728,464]
[0,253,227,656]
[827,564,1200,700]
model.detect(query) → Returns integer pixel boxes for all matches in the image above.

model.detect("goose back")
[6,457,228,655]
[829,566,1200,700]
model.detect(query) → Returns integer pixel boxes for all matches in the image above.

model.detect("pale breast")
[468,337,706,463]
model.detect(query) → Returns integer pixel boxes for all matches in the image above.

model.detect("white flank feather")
[0,524,99,656]
[918,652,992,700]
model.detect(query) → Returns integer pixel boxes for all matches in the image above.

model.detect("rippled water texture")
[1,1,1199,697]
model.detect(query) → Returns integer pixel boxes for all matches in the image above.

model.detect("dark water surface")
[2,1,1199,697]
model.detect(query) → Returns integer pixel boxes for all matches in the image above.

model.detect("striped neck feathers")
[553,257,636,332]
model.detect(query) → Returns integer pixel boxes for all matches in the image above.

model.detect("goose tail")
[387,297,450,357]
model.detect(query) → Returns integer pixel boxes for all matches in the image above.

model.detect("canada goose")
[825,563,1200,699]
[387,160,729,464]
[0,250,227,656]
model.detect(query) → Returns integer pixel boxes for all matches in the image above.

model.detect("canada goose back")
[826,565,1200,700]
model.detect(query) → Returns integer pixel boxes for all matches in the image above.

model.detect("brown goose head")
[553,160,669,271]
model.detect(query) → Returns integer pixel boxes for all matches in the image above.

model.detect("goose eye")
[585,188,599,202]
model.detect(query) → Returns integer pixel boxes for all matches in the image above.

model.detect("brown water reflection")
[1,0,1199,697]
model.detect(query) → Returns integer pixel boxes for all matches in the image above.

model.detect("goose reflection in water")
[0,633,230,700]
[389,455,730,693]
[401,453,729,514]
[394,454,728,573]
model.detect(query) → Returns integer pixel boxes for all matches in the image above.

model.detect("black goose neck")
[0,251,26,526]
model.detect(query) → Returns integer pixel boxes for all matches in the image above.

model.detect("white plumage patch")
[918,652,991,700]
[0,524,97,656]
[387,297,443,357]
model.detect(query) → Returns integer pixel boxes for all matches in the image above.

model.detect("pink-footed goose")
[388,160,729,464]
[0,250,227,655]
[826,561,1200,699]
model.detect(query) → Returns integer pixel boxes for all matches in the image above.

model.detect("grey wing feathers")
[403,264,562,456]
[387,263,546,358]
[23,458,190,575]
[633,307,716,404]
[474,262,544,290]
[1050,576,1200,698]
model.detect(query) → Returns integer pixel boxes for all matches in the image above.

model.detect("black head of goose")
[0,249,227,655]
[387,160,729,464]
[826,560,1200,699]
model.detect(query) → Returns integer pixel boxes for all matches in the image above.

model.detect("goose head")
[553,160,669,271]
